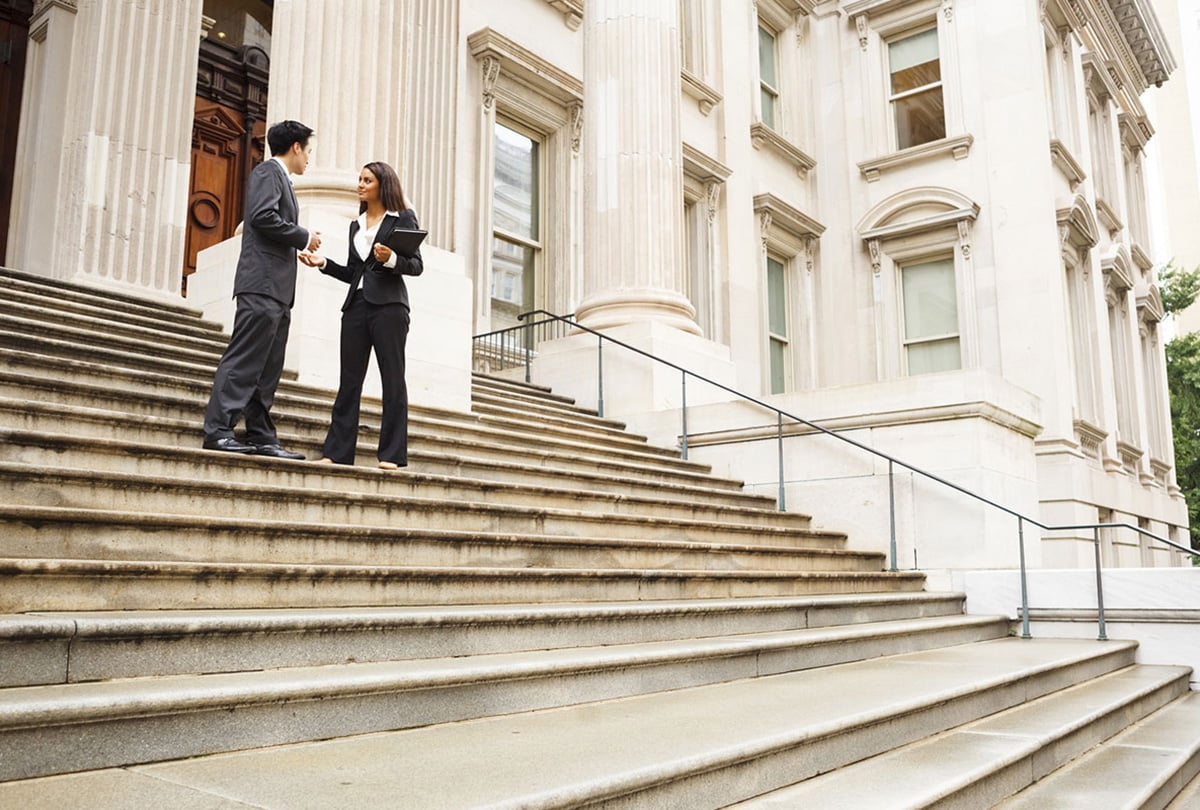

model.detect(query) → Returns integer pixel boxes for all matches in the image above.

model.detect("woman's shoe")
[378,461,399,471]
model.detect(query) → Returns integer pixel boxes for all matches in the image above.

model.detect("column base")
[574,288,702,337]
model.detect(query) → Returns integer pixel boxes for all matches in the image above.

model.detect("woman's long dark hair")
[360,161,408,214]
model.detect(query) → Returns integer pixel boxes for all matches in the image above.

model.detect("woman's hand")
[298,251,323,267]
[373,244,393,263]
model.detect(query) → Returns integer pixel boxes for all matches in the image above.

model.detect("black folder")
[384,228,427,257]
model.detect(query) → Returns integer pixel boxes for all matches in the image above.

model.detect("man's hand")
[306,230,322,252]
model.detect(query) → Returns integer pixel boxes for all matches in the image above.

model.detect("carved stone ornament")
[758,211,773,250]
[803,236,816,273]
[481,56,501,111]
[795,12,809,44]
[868,238,881,274]
[705,181,722,226]
[942,0,954,22]
[957,220,971,259]
[856,15,868,50]
[569,101,583,154]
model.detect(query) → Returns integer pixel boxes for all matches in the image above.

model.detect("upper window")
[767,255,790,393]
[900,257,960,375]
[490,121,541,330]
[888,28,945,150]
[758,24,780,131]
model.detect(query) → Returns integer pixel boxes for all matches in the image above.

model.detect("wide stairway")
[0,265,1197,808]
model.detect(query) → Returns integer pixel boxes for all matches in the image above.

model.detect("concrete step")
[0,431,794,523]
[0,556,926,612]
[0,638,1139,805]
[0,427,776,512]
[728,663,1193,809]
[0,266,214,329]
[0,288,227,348]
[0,614,1009,783]
[1168,769,1200,809]
[472,374,620,423]
[471,392,634,440]
[0,314,225,366]
[0,505,864,581]
[0,463,830,548]
[472,372,578,407]
[0,394,730,489]
[996,690,1200,810]
[2,593,969,686]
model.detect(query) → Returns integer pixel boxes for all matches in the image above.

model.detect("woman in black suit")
[299,161,423,469]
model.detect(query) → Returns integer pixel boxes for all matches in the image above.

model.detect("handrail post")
[1018,517,1031,639]
[1094,527,1108,641]
[596,335,604,418]
[777,412,785,512]
[680,372,688,461]
[888,460,897,572]
[523,319,532,383]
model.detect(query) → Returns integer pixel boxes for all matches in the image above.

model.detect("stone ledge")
[751,123,817,179]
[858,134,974,182]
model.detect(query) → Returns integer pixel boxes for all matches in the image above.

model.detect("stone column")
[7,0,205,301]
[576,0,699,335]
[191,0,473,413]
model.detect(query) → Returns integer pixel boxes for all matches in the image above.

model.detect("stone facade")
[4,0,1189,577]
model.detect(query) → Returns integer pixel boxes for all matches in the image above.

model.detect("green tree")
[1160,261,1200,557]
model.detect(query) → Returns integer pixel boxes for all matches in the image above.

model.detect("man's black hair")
[266,120,315,157]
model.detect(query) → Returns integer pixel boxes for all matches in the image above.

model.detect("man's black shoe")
[203,437,257,454]
[252,443,305,460]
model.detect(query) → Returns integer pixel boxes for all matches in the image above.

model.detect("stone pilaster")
[576,0,699,335]
[8,0,204,300]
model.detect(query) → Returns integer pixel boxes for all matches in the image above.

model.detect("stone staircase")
[0,265,1197,808]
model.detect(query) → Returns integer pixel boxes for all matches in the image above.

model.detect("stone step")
[0,557,926,612]
[0,614,1008,782]
[0,266,213,328]
[0,461,827,547]
[996,690,1200,810]
[0,428,789,517]
[0,503,862,578]
[1,427,775,512]
[728,663,1193,809]
[0,314,225,366]
[1168,770,1200,809]
[3,593,968,686]
[0,638,1139,805]
[0,394,724,488]
[0,287,227,347]
[471,391,632,439]
[472,373,613,421]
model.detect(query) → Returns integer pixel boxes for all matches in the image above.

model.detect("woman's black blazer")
[319,208,424,312]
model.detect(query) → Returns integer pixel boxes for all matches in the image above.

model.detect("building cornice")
[753,192,826,238]
[467,28,583,106]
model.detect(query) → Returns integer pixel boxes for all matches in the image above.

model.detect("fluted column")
[268,0,407,213]
[576,0,699,335]
[8,0,204,300]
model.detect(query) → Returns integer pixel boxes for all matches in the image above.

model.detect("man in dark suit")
[202,120,321,458]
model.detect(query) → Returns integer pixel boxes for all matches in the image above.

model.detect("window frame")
[766,253,791,394]
[489,118,545,325]
[897,254,962,376]
[885,24,946,152]
[757,21,782,131]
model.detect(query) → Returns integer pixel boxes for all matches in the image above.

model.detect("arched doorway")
[183,0,273,295]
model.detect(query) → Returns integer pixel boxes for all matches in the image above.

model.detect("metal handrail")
[473,309,1198,641]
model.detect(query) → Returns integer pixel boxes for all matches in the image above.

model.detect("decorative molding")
[543,0,583,31]
[682,143,733,185]
[942,0,954,21]
[468,28,583,108]
[1131,242,1153,272]
[1056,198,1099,250]
[750,123,817,179]
[757,211,774,252]
[1049,139,1087,191]
[1096,197,1123,237]
[957,219,971,259]
[1116,439,1143,475]
[568,101,583,154]
[855,14,868,49]
[802,235,817,273]
[857,134,974,182]
[1101,245,1135,291]
[753,193,826,242]
[682,69,722,116]
[757,0,815,32]
[868,238,882,274]
[1137,283,1164,322]
[1118,111,1153,152]
[1081,53,1119,104]
[480,55,501,111]
[857,186,980,238]
[1074,418,1108,462]
[706,181,722,226]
